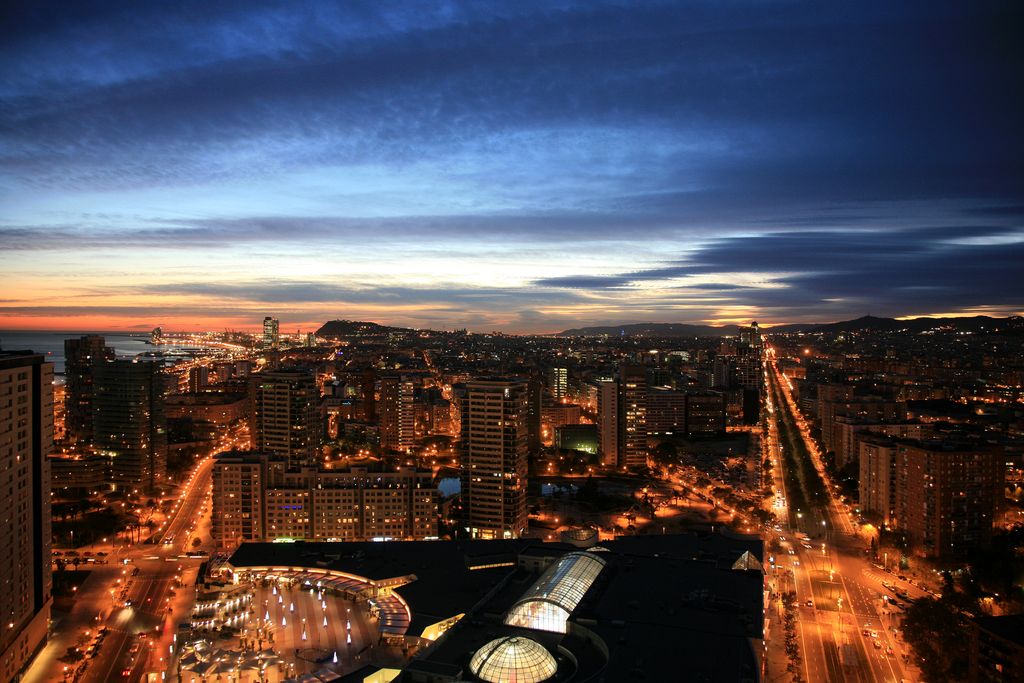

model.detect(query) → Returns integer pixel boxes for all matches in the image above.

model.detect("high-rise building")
[684,392,727,434]
[738,321,762,350]
[93,360,168,492]
[617,365,647,469]
[860,435,1003,557]
[460,378,529,539]
[550,367,568,401]
[0,352,53,681]
[526,374,542,456]
[211,452,265,549]
[858,435,898,526]
[379,375,416,452]
[646,387,686,436]
[596,379,619,467]
[262,317,280,349]
[250,369,321,468]
[63,335,114,445]
[896,439,1003,558]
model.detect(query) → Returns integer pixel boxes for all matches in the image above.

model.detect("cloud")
[1,2,1022,330]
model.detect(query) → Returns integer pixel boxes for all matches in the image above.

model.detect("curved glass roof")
[469,636,557,683]
[504,551,606,633]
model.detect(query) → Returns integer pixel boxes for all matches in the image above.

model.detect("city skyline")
[3,2,1022,334]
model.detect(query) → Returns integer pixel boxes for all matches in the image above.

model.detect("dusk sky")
[2,1,1022,334]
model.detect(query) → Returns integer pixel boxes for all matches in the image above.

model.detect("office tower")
[250,369,322,468]
[646,387,686,436]
[617,365,647,469]
[63,334,114,444]
[550,367,568,400]
[262,316,280,349]
[738,321,762,350]
[0,352,53,682]
[460,378,529,539]
[712,355,735,389]
[379,375,416,452]
[93,359,168,492]
[150,326,162,344]
[596,380,619,467]
[305,332,315,348]
[211,452,265,549]
[684,392,727,434]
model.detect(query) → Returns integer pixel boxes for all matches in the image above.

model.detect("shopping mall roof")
[469,636,558,683]
[504,551,607,633]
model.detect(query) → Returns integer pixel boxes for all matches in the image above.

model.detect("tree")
[192,537,203,549]
[903,598,970,682]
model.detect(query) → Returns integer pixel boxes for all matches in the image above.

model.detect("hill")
[556,322,742,338]
[315,320,412,337]
[558,316,1022,338]
[769,315,1023,335]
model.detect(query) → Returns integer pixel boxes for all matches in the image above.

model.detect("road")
[80,452,215,683]
[30,417,251,683]
[764,351,916,683]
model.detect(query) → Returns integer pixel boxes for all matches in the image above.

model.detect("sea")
[0,331,203,375]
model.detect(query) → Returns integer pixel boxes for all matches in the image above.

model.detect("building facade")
[379,375,416,452]
[262,317,279,349]
[617,365,648,469]
[211,452,435,549]
[896,440,1003,557]
[0,352,53,682]
[460,378,529,539]
[63,335,114,445]
[93,359,168,492]
[596,379,619,467]
[250,370,321,468]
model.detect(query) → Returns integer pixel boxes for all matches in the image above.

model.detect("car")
[805,599,814,607]
[873,640,882,650]
[862,629,871,636]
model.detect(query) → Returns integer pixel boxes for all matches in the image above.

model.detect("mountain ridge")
[557,315,1023,337]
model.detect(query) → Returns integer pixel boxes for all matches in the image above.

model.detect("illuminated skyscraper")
[460,378,529,539]
[262,316,280,349]
[0,352,53,682]
[596,379,619,467]
[63,334,114,445]
[379,375,416,452]
[617,365,648,469]
[550,367,568,400]
[250,369,321,468]
[93,359,168,492]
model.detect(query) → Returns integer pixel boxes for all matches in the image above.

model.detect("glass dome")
[469,636,557,683]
